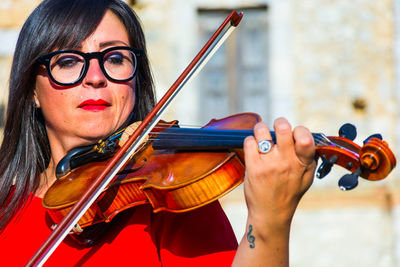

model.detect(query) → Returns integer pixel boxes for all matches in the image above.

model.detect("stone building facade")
[1,0,399,266]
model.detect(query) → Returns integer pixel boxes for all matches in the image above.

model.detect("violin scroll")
[316,124,396,190]
[359,137,396,180]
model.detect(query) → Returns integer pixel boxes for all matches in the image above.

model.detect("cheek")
[40,93,73,125]
[36,73,64,102]
[38,87,68,110]
[35,76,76,122]
[124,92,136,116]
[118,83,136,111]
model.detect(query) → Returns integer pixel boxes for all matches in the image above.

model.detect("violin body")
[43,113,261,229]
[43,112,397,231]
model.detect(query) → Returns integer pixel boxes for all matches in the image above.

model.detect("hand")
[243,117,316,232]
[232,117,315,267]
[118,121,148,147]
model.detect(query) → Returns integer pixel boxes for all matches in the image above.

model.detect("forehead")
[78,10,130,50]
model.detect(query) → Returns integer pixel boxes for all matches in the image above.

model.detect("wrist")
[246,212,292,241]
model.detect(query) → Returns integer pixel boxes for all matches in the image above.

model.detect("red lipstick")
[78,99,111,111]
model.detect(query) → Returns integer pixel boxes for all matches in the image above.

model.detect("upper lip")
[78,99,111,107]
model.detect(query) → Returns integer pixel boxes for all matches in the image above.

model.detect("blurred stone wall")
[0,0,42,130]
[1,0,399,266]
[135,1,400,266]
[292,0,397,164]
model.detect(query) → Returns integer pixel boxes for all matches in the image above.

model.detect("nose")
[82,58,107,88]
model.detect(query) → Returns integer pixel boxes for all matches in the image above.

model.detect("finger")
[274,118,294,153]
[293,126,315,166]
[119,125,135,147]
[243,136,261,172]
[244,122,272,171]
[118,121,143,147]
[124,125,136,135]
[253,122,274,155]
[253,122,272,142]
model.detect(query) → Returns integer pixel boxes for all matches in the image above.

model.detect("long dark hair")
[0,0,155,230]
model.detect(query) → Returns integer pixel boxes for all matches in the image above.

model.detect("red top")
[0,196,237,266]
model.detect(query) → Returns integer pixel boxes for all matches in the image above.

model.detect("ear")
[33,92,41,108]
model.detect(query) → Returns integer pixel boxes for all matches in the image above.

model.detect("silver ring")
[258,140,273,153]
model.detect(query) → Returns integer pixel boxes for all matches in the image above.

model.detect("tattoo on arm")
[246,224,255,248]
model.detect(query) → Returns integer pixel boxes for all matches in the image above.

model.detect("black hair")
[0,0,155,230]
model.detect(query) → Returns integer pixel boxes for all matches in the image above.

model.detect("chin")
[89,130,113,140]
[79,127,114,142]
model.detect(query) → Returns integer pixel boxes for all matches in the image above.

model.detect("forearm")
[232,119,315,266]
[232,219,291,267]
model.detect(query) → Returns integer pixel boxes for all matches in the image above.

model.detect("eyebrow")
[72,40,130,50]
[99,40,130,48]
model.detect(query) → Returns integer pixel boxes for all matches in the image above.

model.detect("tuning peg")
[363,133,383,145]
[316,155,338,179]
[339,123,357,141]
[338,168,362,191]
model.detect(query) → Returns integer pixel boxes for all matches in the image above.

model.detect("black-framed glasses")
[37,46,143,86]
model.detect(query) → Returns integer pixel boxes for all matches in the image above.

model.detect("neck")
[35,159,57,198]
[152,127,328,150]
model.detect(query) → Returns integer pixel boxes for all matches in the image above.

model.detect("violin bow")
[27,10,243,266]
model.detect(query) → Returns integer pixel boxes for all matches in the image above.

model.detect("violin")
[42,112,396,232]
[27,10,396,266]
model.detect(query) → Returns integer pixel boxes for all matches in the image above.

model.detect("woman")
[0,0,316,266]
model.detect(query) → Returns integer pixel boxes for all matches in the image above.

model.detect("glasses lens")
[103,49,136,81]
[49,53,85,84]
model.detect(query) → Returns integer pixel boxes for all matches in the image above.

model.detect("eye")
[105,52,124,65]
[52,54,83,69]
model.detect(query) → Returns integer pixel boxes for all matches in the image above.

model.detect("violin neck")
[152,127,325,150]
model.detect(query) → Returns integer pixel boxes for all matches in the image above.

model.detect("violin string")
[118,123,339,148]
[151,123,329,145]
[138,135,356,157]
[313,133,334,147]
[121,128,358,156]
[312,134,356,155]
[150,132,252,139]
[122,130,336,148]
[135,122,334,143]
[140,122,203,129]
[134,127,254,139]
[143,128,332,144]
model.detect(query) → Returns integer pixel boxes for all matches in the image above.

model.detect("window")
[198,6,269,122]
